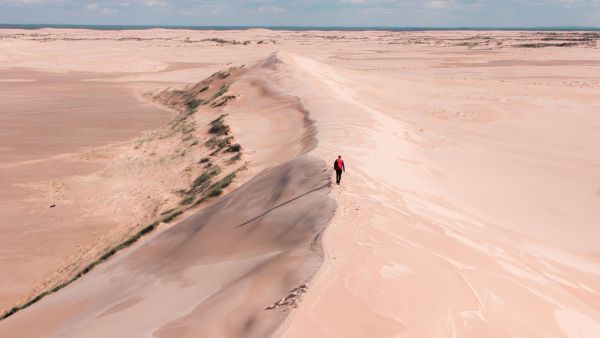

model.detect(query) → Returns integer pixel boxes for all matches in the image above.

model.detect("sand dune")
[269,51,600,338]
[0,155,335,337]
[1,29,599,337]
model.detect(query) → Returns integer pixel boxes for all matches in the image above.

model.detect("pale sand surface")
[1,29,599,337]
[0,67,170,309]
[0,155,335,338]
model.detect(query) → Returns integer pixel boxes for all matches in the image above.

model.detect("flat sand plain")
[0,29,599,337]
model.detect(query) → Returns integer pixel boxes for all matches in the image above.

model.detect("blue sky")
[0,0,599,27]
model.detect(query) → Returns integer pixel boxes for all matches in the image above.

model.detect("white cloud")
[424,0,453,9]
[85,2,113,14]
[258,5,285,12]
[145,0,167,7]
[1,0,67,4]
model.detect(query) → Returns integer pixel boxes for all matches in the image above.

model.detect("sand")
[0,29,599,337]
[0,155,335,338]
[0,67,170,310]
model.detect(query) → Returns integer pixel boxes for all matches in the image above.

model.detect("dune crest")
[270,51,600,338]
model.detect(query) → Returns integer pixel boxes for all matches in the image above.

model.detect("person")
[333,155,345,185]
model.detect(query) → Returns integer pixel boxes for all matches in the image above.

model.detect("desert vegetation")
[384,31,600,49]
[0,66,248,321]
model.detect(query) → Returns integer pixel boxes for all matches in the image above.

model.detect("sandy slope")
[0,155,335,338]
[271,51,600,337]
[0,42,335,336]
[0,68,170,310]
[1,29,599,337]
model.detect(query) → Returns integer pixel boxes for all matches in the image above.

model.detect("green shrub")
[210,85,229,102]
[207,188,223,197]
[212,172,235,190]
[208,116,231,135]
[205,172,236,199]
[185,98,203,111]
[228,153,242,164]
[209,114,228,125]
[192,166,221,191]
[205,136,232,149]
[194,196,208,206]
[210,69,231,78]
[211,95,236,107]
[180,195,195,205]
[161,209,183,223]
[226,144,241,152]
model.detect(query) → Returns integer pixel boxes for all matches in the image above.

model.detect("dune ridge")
[0,155,335,338]
[0,54,338,337]
[0,66,249,318]
[269,52,600,338]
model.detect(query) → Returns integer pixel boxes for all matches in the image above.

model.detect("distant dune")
[1,29,599,337]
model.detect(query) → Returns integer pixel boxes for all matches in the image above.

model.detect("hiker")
[333,155,345,185]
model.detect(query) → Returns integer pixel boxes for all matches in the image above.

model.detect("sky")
[0,0,599,27]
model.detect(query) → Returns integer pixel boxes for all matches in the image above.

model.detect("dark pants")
[335,169,343,184]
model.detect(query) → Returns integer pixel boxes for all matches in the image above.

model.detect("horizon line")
[1,24,600,32]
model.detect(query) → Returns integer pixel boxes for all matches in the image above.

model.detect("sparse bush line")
[0,219,160,320]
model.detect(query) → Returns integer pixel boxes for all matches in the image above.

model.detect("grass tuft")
[207,188,223,197]
[180,195,195,205]
[203,172,235,198]
[205,136,232,149]
[210,85,229,102]
[161,209,183,223]
[228,153,242,164]
[208,114,231,135]
[185,98,203,111]
[211,95,236,107]
[191,165,222,192]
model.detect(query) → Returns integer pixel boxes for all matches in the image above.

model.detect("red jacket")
[334,159,345,171]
